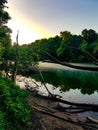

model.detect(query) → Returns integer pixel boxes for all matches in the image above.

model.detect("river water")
[38,62,98,103]
[16,62,98,119]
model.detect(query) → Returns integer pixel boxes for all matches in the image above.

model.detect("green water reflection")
[31,69,98,95]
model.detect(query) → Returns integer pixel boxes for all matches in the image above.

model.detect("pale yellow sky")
[7,18,43,44]
[7,0,52,44]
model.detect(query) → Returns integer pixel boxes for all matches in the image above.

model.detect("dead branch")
[33,106,98,130]
[86,116,98,124]
[34,49,98,71]
[12,30,19,82]
[32,66,54,97]
[28,87,98,112]
[46,52,98,71]
[50,96,98,112]
[55,103,88,113]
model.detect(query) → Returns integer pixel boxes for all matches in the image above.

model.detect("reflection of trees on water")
[31,70,98,95]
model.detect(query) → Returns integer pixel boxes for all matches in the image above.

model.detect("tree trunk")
[35,48,98,71]
[46,52,98,71]
[12,31,19,82]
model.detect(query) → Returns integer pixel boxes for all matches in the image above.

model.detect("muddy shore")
[16,75,98,130]
[26,94,98,130]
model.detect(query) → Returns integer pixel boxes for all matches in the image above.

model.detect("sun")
[7,19,43,44]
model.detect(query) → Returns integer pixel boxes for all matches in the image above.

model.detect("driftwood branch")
[34,49,98,71]
[50,96,98,112]
[46,52,98,71]
[86,116,98,124]
[33,106,98,130]
[27,83,98,129]
[27,87,98,112]
[32,66,53,96]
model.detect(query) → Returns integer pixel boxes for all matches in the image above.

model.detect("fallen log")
[33,106,98,130]
[86,116,98,124]
[27,87,98,112]
[55,103,88,113]
[34,49,98,71]
[49,95,98,112]
[46,52,98,71]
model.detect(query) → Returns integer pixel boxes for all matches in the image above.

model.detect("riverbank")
[26,94,98,130]
[27,95,83,130]
[16,75,98,130]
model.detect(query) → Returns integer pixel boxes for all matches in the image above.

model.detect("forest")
[7,28,98,74]
[0,0,98,130]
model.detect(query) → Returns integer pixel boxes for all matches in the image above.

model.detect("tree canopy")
[22,29,98,63]
[0,0,12,74]
[0,1,32,130]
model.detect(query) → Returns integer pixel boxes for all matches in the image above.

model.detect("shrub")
[0,73,31,130]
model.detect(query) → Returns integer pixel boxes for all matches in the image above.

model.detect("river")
[16,62,98,119]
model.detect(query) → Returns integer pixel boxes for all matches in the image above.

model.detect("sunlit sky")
[7,0,98,44]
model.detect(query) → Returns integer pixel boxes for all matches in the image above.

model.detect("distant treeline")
[1,28,98,72]
[11,29,98,68]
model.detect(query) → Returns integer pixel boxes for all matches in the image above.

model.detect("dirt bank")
[26,94,98,130]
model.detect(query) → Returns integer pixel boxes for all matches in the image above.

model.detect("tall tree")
[82,29,98,44]
[60,31,72,40]
[0,0,12,75]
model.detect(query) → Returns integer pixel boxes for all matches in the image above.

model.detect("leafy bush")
[0,73,31,130]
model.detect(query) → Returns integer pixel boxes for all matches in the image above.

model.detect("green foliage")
[0,0,11,25]
[60,31,72,40]
[82,29,98,44]
[0,74,31,130]
[79,39,88,50]
[0,110,6,130]
[56,29,98,62]
[0,0,12,73]
[8,28,98,69]
[17,44,38,70]
[57,35,84,62]
[30,36,61,61]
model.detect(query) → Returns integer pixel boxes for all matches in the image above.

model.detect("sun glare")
[7,19,43,44]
